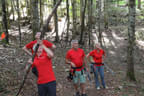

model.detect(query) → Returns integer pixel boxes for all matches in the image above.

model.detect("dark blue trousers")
[38,81,56,96]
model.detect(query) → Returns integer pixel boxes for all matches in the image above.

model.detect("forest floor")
[0,25,144,96]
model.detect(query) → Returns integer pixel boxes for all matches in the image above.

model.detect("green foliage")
[118,0,127,5]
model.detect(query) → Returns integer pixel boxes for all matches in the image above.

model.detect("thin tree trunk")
[40,0,43,28]
[66,0,70,42]
[1,0,9,43]
[127,0,136,81]
[97,0,102,47]
[53,0,59,42]
[117,0,119,6]
[104,0,108,30]
[79,0,87,44]
[31,0,40,40]
[26,0,32,23]
[71,0,77,39]
[26,0,30,17]
[6,1,10,29]
[11,0,15,21]
[137,0,141,9]
[16,0,22,47]
[87,0,93,46]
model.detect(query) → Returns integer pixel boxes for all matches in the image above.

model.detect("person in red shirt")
[66,40,88,96]
[28,40,56,96]
[23,32,56,76]
[87,43,107,90]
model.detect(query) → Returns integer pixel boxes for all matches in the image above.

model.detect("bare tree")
[127,0,136,81]
[66,0,70,42]
[53,0,59,42]
[79,0,87,44]
[138,0,141,9]
[31,0,40,40]
[16,0,22,47]
[87,0,93,46]
[71,0,77,39]
[1,0,9,43]
[97,0,102,47]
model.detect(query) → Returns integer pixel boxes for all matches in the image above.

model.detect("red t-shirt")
[66,48,85,71]
[26,40,53,54]
[32,52,56,84]
[88,49,105,66]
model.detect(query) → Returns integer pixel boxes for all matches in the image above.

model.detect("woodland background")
[0,0,144,96]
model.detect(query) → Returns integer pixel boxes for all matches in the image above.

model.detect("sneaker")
[75,92,80,96]
[96,86,100,90]
[104,86,108,89]
[81,94,87,96]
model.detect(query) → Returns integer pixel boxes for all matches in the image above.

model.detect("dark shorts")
[38,81,56,96]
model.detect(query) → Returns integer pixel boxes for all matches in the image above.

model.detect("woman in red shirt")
[23,32,56,77]
[28,40,56,96]
[87,43,107,90]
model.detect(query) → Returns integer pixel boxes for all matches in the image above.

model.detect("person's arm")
[44,40,56,50]
[87,54,94,63]
[22,46,32,56]
[42,44,54,58]
[52,44,56,49]
[65,58,76,67]
[86,54,91,63]
[83,56,88,69]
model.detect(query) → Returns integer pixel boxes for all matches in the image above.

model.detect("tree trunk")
[11,0,15,21]
[31,0,40,40]
[1,0,9,43]
[26,0,30,17]
[98,0,102,47]
[127,0,136,81]
[16,0,22,47]
[53,0,59,42]
[40,0,44,28]
[104,0,108,30]
[71,0,77,39]
[66,0,70,42]
[137,0,141,9]
[87,0,93,46]
[79,0,87,44]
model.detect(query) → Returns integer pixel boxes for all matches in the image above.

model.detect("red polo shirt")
[26,40,53,54]
[32,52,56,84]
[88,49,105,66]
[66,48,85,71]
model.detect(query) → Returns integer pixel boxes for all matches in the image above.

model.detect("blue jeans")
[92,65,106,88]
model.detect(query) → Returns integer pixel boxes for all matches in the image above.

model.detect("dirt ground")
[0,26,144,96]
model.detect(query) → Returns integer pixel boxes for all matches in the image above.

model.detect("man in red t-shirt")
[23,32,56,76]
[28,40,56,96]
[87,43,107,90]
[66,40,88,96]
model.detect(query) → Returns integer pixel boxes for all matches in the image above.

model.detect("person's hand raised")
[28,58,33,64]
